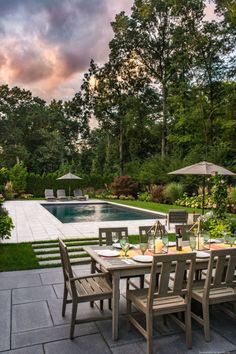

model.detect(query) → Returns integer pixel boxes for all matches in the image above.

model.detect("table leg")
[112,271,120,340]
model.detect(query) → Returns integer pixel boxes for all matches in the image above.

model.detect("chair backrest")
[204,249,236,297]
[74,189,83,197]
[147,253,196,311]
[99,227,128,246]
[45,189,54,198]
[58,239,77,297]
[57,189,66,198]
[169,210,188,224]
[175,225,193,241]
[193,213,201,223]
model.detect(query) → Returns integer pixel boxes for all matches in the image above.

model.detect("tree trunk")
[119,118,124,176]
[161,84,168,158]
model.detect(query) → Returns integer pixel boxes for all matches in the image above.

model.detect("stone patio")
[3,200,165,243]
[0,265,236,354]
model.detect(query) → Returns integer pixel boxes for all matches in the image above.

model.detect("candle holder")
[147,220,166,254]
[189,216,210,251]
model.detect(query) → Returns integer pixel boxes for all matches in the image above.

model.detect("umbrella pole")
[202,176,206,215]
[69,184,71,199]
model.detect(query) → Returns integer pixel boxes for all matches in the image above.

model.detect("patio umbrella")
[168,161,235,214]
[57,172,82,198]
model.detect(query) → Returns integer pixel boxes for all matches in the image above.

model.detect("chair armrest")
[70,273,110,282]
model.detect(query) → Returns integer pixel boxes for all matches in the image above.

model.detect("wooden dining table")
[84,244,213,340]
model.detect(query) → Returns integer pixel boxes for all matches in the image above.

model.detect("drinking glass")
[189,234,197,251]
[112,232,119,244]
[162,234,169,253]
[140,243,148,255]
[120,237,130,258]
[203,232,210,244]
[228,235,236,247]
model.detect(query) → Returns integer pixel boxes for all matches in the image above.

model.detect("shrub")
[4,181,14,199]
[229,187,236,205]
[110,176,138,198]
[10,162,28,195]
[150,185,165,203]
[0,202,14,240]
[163,182,184,204]
[138,192,151,202]
[0,168,9,193]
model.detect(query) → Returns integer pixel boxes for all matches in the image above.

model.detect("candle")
[155,239,163,253]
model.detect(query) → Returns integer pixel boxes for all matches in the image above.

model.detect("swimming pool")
[43,202,164,223]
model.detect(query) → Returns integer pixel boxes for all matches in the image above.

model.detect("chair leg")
[62,284,68,317]
[185,306,192,349]
[202,302,211,342]
[70,300,78,340]
[146,313,153,354]
[100,300,104,311]
[108,298,112,310]
[127,297,132,331]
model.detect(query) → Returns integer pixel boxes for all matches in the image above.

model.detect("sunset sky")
[0,0,216,102]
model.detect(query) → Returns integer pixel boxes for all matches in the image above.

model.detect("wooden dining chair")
[167,210,188,230]
[98,227,128,246]
[126,252,196,354]
[191,248,236,342]
[59,239,112,339]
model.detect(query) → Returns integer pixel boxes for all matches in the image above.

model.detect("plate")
[196,251,210,258]
[113,243,133,249]
[97,250,120,257]
[168,241,176,247]
[132,255,153,263]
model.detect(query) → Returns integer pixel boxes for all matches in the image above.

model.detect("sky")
[0,0,216,102]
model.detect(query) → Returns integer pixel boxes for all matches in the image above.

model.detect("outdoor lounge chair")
[73,189,87,201]
[59,239,112,339]
[57,189,68,200]
[44,189,56,201]
[127,252,196,354]
[191,248,236,342]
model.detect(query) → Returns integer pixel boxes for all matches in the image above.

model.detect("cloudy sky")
[0,0,215,102]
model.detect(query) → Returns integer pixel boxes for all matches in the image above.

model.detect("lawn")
[0,243,40,272]
[105,199,201,214]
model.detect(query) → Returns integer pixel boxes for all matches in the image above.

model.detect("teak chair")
[98,227,128,246]
[167,209,188,230]
[59,239,112,339]
[57,189,68,200]
[44,189,56,201]
[126,252,196,354]
[98,227,144,291]
[191,248,236,341]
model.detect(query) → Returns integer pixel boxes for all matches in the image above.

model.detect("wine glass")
[120,237,130,258]
[112,232,119,245]
[203,232,210,244]
[189,234,197,251]
[140,242,148,255]
[162,234,169,250]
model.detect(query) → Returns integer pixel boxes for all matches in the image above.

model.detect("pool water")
[43,203,164,223]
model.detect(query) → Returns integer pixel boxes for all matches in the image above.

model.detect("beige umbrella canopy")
[57,172,82,198]
[168,161,235,214]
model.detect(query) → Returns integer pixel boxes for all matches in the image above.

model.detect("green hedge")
[26,172,109,197]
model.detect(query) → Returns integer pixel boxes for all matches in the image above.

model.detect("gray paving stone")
[0,344,43,354]
[0,290,11,351]
[12,301,53,333]
[210,308,236,344]
[0,274,42,290]
[96,316,144,347]
[12,323,98,349]
[39,270,64,285]
[47,298,109,326]
[138,329,236,354]
[111,343,145,354]
[44,333,111,354]
[52,284,67,299]
[12,285,56,304]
